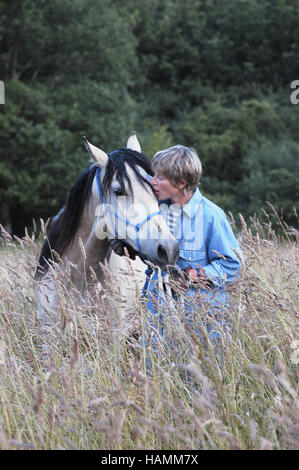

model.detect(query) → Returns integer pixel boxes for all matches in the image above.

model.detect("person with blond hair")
[143,144,243,348]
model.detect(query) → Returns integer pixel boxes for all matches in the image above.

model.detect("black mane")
[35,164,98,277]
[35,149,154,277]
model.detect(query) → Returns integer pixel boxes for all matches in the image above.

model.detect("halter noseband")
[95,168,161,263]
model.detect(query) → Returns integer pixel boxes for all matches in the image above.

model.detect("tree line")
[0,0,298,235]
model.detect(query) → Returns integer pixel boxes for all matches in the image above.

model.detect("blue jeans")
[141,279,229,355]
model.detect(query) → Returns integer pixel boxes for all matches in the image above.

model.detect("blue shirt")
[161,188,242,285]
[145,188,243,312]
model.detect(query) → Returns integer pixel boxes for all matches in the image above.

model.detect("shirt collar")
[158,187,202,217]
[182,187,202,218]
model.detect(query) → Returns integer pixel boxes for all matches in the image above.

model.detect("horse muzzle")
[154,239,179,267]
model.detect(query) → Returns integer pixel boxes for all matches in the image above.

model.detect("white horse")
[34,134,178,336]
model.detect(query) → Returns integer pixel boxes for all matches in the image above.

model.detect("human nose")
[151,175,158,186]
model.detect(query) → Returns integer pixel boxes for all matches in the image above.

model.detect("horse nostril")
[157,244,169,264]
[157,241,179,265]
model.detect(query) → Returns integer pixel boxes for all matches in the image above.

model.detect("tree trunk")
[9,0,24,80]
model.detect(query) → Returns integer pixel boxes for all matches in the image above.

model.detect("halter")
[95,167,161,263]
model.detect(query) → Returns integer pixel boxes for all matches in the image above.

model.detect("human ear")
[177,180,187,190]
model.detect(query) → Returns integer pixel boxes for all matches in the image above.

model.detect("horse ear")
[83,136,109,166]
[127,132,141,153]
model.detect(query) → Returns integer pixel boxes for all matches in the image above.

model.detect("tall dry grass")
[0,212,298,450]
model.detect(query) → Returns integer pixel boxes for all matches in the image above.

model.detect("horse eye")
[114,188,124,196]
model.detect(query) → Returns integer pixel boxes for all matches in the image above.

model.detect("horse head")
[84,133,179,268]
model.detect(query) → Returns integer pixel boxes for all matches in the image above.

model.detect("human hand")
[185,266,208,287]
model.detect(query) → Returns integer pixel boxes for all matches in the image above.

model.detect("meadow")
[0,212,298,450]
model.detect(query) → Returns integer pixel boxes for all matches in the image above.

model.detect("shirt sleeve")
[198,215,243,287]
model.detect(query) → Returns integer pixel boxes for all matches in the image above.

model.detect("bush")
[237,139,299,227]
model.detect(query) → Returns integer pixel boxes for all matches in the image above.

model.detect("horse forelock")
[102,148,154,198]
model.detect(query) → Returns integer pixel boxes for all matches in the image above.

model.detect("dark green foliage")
[0,0,138,231]
[0,0,298,234]
[237,139,299,227]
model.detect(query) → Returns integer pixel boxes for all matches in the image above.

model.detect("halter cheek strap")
[95,168,161,262]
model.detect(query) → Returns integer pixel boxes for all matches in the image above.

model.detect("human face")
[151,173,186,203]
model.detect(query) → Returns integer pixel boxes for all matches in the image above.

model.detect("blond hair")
[152,145,202,193]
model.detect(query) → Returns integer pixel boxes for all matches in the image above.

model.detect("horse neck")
[63,196,110,288]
